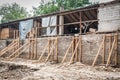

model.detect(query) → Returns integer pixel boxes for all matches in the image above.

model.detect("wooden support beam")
[106,36,116,67]
[59,12,64,35]
[9,41,34,61]
[115,33,118,65]
[79,36,82,62]
[7,41,30,59]
[45,39,57,62]
[72,13,80,21]
[33,41,49,63]
[102,35,106,64]
[51,39,54,60]
[61,37,74,63]
[92,36,105,67]
[109,34,112,53]
[69,38,81,64]
[80,12,82,34]
[75,37,79,61]
[0,41,18,57]
[70,14,78,22]
[33,27,37,59]
[55,37,58,62]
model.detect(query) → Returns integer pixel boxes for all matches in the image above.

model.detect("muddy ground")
[0,59,120,80]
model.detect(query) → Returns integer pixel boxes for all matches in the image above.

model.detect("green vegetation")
[33,0,90,16]
[0,0,91,23]
[0,3,28,23]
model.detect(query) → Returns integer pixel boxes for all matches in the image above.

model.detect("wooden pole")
[61,38,74,63]
[52,38,54,61]
[33,41,49,63]
[69,39,80,64]
[56,37,58,62]
[7,41,30,59]
[92,36,105,67]
[115,34,118,65]
[80,12,82,34]
[79,35,82,62]
[59,7,64,35]
[109,34,112,53]
[45,40,57,62]
[75,37,79,62]
[10,41,33,61]
[106,36,116,67]
[34,24,38,59]
[102,35,106,64]
[14,30,15,39]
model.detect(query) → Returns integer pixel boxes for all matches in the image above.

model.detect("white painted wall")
[98,2,120,32]
[89,0,115,3]
[99,0,115,3]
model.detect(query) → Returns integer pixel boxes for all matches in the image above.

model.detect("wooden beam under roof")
[69,13,78,22]
[72,13,80,21]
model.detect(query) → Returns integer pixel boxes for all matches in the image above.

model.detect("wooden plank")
[61,38,74,63]
[0,41,18,57]
[6,41,30,59]
[45,40,57,62]
[69,38,81,64]
[106,37,116,67]
[0,39,16,53]
[9,41,34,61]
[33,40,49,63]
[92,36,105,67]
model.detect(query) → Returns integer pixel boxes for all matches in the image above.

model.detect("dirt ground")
[0,59,120,80]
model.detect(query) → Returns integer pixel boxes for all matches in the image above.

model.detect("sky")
[0,0,42,12]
